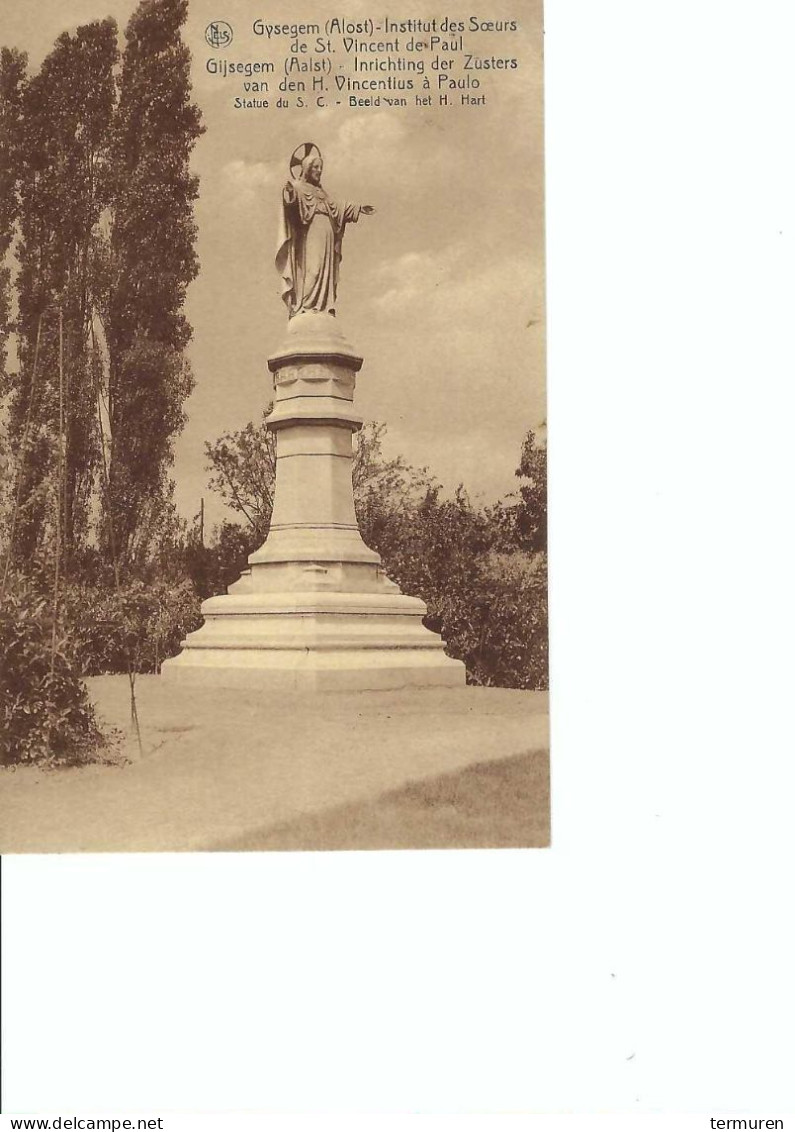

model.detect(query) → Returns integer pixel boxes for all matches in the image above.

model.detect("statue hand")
[361,205,375,215]
[283,181,297,203]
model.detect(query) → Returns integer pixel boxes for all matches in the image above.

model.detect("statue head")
[301,153,323,186]
[290,142,323,187]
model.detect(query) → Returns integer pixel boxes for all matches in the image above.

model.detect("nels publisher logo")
[205,20,233,49]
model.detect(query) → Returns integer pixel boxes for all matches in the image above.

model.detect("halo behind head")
[290,142,322,180]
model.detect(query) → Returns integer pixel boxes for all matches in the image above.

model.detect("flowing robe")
[276,179,362,317]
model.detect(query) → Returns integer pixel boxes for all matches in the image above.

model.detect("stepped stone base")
[160,591,465,691]
[160,647,463,693]
[162,313,466,692]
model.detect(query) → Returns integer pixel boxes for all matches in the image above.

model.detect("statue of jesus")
[275,143,375,318]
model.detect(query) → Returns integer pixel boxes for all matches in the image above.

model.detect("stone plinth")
[162,312,466,690]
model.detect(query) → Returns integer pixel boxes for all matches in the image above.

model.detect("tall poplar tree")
[105,0,203,562]
[4,0,202,574]
[11,21,117,564]
[0,48,27,552]
[0,47,26,398]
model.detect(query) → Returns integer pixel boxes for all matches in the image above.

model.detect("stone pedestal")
[162,312,466,690]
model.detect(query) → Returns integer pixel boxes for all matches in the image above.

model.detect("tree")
[204,409,278,544]
[103,0,203,563]
[9,21,117,567]
[0,47,26,398]
[2,0,203,584]
[514,426,547,553]
[350,421,436,554]
[0,48,27,555]
[183,519,261,601]
[204,411,435,546]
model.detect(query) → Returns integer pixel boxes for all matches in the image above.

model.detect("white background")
[3,0,795,1115]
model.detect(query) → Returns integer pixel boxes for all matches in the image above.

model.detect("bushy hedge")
[1,584,106,766]
[1,574,203,764]
[437,551,548,690]
[63,577,202,675]
[369,493,549,690]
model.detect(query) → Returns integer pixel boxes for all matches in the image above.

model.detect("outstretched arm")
[342,201,374,223]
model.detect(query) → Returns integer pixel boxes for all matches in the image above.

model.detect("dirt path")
[1,676,549,853]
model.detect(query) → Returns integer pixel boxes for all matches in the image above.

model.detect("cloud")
[295,109,410,191]
[333,113,407,161]
[221,159,278,202]
[371,246,544,324]
[370,245,465,310]
[364,248,546,422]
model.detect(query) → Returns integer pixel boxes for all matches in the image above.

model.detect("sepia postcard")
[4,3,794,1124]
[0,0,548,852]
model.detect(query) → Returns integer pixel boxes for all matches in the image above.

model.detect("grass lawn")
[213,748,549,852]
[1,680,549,853]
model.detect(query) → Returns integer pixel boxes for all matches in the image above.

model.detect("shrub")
[182,521,260,600]
[366,488,549,690]
[63,577,202,675]
[0,584,107,766]
[451,551,549,690]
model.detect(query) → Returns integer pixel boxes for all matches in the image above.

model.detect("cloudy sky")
[2,0,545,528]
